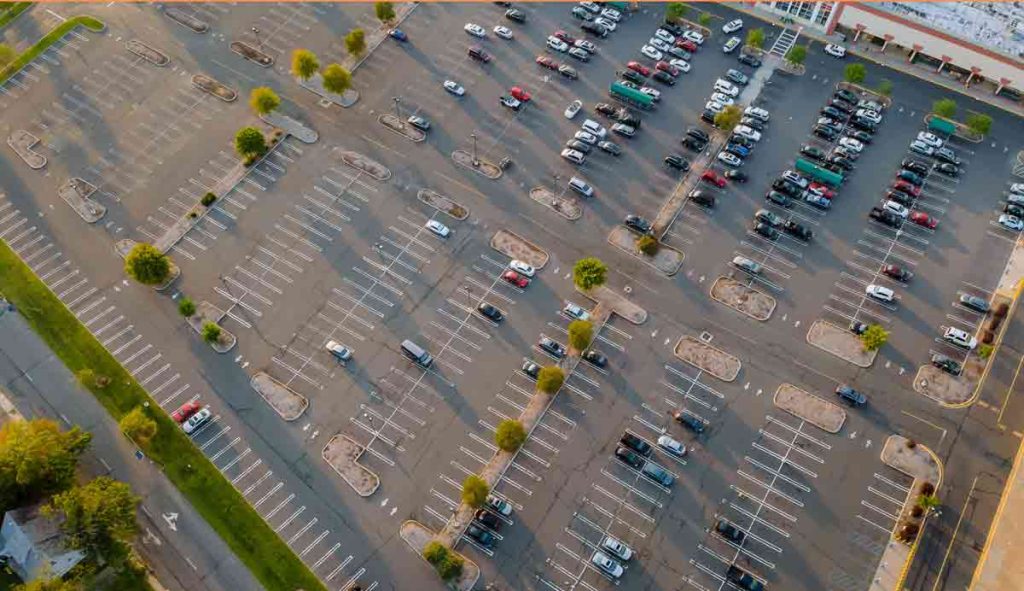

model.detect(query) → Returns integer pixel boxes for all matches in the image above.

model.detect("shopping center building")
[750,2,1024,102]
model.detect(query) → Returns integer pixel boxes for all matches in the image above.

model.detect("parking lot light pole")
[251,26,262,51]
[465,284,473,309]
[392,96,402,125]
[470,133,479,167]
[363,412,375,433]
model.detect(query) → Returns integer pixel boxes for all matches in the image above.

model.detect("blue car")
[390,28,408,42]
[725,143,750,158]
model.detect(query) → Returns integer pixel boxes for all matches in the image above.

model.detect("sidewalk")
[727,4,1024,119]
[970,434,1024,589]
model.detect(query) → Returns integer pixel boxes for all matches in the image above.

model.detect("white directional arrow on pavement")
[163,512,179,532]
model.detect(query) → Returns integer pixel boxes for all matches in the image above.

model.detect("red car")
[536,55,559,70]
[626,61,651,77]
[909,211,938,229]
[882,264,913,282]
[553,30,576,45]
[502,270,529,288]
[172,401,202,424]
[676,39,698,52]
[510,86,531,102]
[808,182,836,199]
[892,180,921,197]
[655,60,679,76]
[701,170,727,188]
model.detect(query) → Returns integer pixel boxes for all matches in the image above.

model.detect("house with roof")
[0,503,85,583]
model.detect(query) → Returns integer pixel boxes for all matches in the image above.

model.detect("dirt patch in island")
[606,226,683,276]
[125,39,169,66]
[710,276,776,321]
[529,187,582,221]
[323,434,380,496]
[774,383,846,433]
[378,114,426,143]
[807,319,876,367]
[912,362,981,406]
[452,150,501,179]
[8,130,46,169]
[490,229,548,269]
[882,435,942,485]
[250,372,307,421]
[418,189,468,220]
[191,74,236,102]
[675,336,741,381]
[338,149,391,181]
[58,177,105,223]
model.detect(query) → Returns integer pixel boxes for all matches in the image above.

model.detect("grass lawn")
[0,2,32,30]
[0,15,104,85]
[0,241,326,591]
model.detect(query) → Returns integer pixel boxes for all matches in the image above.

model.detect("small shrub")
[178,297,196,318]
[422,541,447,565]
[982,330,995,345]
[910,505,924,518]
[995,302,1009,317]
[124,243,171,286]
[201,322,222,344]
[906,439,917,449]
[188,211,198,219]
[120,406,157,446]
[437,553,464,580]
[200,192,217,207]
[978,343,994,360]
[920,482,935,495]
[573,257,607,290]
[843,63,866,84]
[966,112,992,136]
[494,419,527,452]
[877,79,893,97]
[568,319,594,352]
[697,12,712,26]
[636,235,659,256]
[932,98,957,119]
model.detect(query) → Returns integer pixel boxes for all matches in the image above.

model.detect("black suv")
[474,509,502,530]
[466,524,495,547]
[664,153,689,170]
[671,409,705,433]
[772,178,801,197]
[620,432,652,456]
[620,69,645,85]
[834,88,859,103]
[614,445,644,469]
[715,519,746,544]
[754,222,781,241]
[624,215,653,235]
[477,302,504,322]
[505,8,526,22]
[784,220,813,241]
[901,158,929,176]
[726,566,765,591]
[738,53,761,67]
[931,354,963,376]
[687,128,710,143]
[538,337,566,358]
[681,136,706,152]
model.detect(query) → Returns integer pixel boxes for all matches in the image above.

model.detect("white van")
[714,79,739,97]
[581,119,607,139]
[568,177,594,198]
[401,339,434,368]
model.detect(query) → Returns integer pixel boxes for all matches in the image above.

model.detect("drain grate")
[699,331,713,343]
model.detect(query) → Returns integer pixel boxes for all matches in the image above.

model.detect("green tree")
[119,407,157,447]
[461,474,488,508]
[374,1,396,24]
[536,366,564,394]
[860,324,889,351]
[14,579,84,591]
[573,257,607,291]
[248,86,280,117]
[124,243,170,286]
[494,419,526,452]
[290,48,319,81]
[321,64,352,95]
[0,43,14,69]
[46,476,139,559]
[178,297,196,317]
[234,126,267,158]
[345,28,366,57]
[665,3,688,22]
[437,552,464,580]
[843,63,866,84]
[932,98,957,119]
[714,104,743,131]
[423,541,447,565]
[785,44,807,66]
[636,234,659,256]
[200,192,217,206]
[745,28,765,50]
[698,12,712,27]
[917,493,940,512]
[0,419,91,510]
[201,322,222,344]
[966,112,992,136]
[568,319,594,351]
[877,79,894,97]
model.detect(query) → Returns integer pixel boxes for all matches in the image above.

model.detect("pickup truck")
[869,206,900,228]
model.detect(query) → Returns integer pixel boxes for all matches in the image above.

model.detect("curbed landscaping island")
[0,16,106,86]
[0,239,327,591]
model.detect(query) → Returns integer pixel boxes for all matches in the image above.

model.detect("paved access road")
[2,2,1024,591]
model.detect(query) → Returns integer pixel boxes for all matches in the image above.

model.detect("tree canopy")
[573,257,607,290]
[843,63,866,84]
[249,86,281,116]
[0,419,91,511]
[714,104,743,131]
[932,98,957,119]
[345,28,366,56]
[745,29,765,50]
[568,320,594,351]
[290,49,319,81]
[785,45,807,66]
[966,112,992,135]
[46,476,139,559]
[234,126,267,158]
[374,1,396,24]
[119,407,157,447]
[124,243,171,286]
[494,420,526,452]
[536,366,565,394]
[860,324,889,351]
[321,64,352,95]
[461,474,488,508]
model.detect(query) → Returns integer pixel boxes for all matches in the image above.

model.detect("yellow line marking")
[996,353,1024,424]
[932,475,979,591]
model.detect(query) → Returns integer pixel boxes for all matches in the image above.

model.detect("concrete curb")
[805,318,876,368]
[378,114,426,143]
[674,336,741,382]
[773,383,846,433]
[710,276,775,321]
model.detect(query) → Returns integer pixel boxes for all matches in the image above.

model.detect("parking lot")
[4,2,1024,591]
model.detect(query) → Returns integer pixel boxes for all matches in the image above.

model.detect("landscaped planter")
[452,150,501,179]
[298,73,359,107]
[229,41,273,67]
[163,7,208,33]
[7,130,46,169]
[185,301,236,353]
[378,113,426,142]
[125,39,169,66]
[923,114,984,142]
[251,372,307,421]
[806,319,876,367]
[418,189,468,220]
[710,276,775,321]
[58,177,105,223]
[490,229,548,269]
[674,336,740,381]
[323,434,379,496]
[191,74,236,102]
[607,226,683,276]
[529,187,581,220]
[338,149,391,181]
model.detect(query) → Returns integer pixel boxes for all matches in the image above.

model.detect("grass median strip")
[0,2,32,29]
[0,15,105,85]
[0,239,326,591]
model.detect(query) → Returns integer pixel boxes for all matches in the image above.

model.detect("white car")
[591,551,624,579]
[640,86,661,101]
[601,536,634,561]
[563,302,591,321]
[657,434,686,456]
[669,58,691,73]
[565,99,583,119]
[683,30,705,45]
[858,98,885,112]
[839,137,864,152]
[909,140,935,156]
[600,7,621,21]
[856,109,882,124]
[464,23,486,38]
[493,25,513,40]
[579,1,601,13]
[782,170,808,188]
[443,80,465,96]
[594,17,617,31]
[648,37,671,52]
[718,152,742,167]
[641,45,663,60]
[722,19,744,34]
[425,219,451,238]
[582,119,607,139]
[734,125,762,142]
[714,79,740,97]
[916,131,944,148]
[882,200,909,219]
[568,176,594,198]
[326,340,352,362]
[999,214,1024,231]
[744,106,770,122]
[705,100,725,114]
[723,36,741,54]
[183,406,212,434]
[943,327,977,350]
[654,28,676,44]
[574,130,598,145]
[710,92,734,106]
[1009,183,1024,196]
[509,259,536,277]
[866,284,895,303]
[547,36,569,52]
[575,39,597,53]
[823,43,847,58]
[561,148,585,164]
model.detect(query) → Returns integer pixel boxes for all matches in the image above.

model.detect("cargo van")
[401,340,433,368]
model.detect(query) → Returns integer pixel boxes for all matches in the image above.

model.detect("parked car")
[931,354,963,376]
[563,302,591,320]
[943,327,977,350]
[732,256,763,275]
[620,431,652,456]
[754,222,781,241]
[836,384,867,406]
[502,270,529,287]
[601,536,634,561]
[960,294,991,313]
[486,494,513,516]
[726,565,765,591]
[614,445,644,469]
[583,349,607,368]
[824,43,847,58]
[182,406,212,434]
[715,519,746,544]
[784,220,813,241]
[172,401,202,424]
[866,284,895,303]
[465,523,495,547]
[671,409,705,433]
[326,340,353,362]
[882,264,912,282]
[657,434,686,456]
[538,337,566,358]
[591,551,624,579]
[909,211,938,229]
[474,509,501,530]
[624,214,653,235]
